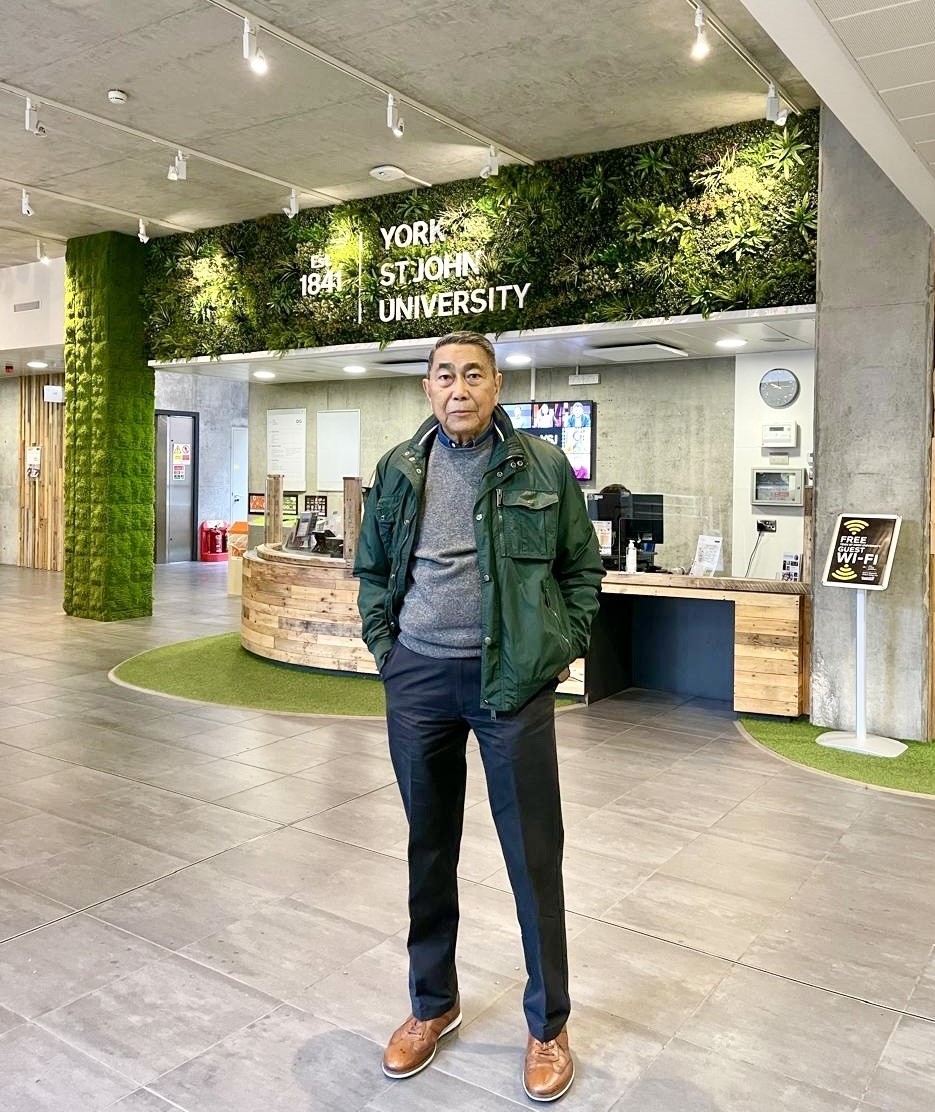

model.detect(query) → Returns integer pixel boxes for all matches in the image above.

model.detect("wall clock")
[759,367,799,408]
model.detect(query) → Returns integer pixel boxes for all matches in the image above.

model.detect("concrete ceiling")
[0,0,818,269]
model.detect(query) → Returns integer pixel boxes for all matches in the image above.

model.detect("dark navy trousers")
[383,642,569,1042]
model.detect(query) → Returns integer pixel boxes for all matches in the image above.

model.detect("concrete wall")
[813,112,934,740]
[248,357,736,572]
[0,378,18,564]
[155,372,249,523]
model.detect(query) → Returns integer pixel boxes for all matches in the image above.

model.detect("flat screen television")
[503,400,595,482]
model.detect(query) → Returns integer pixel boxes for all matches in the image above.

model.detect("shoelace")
[403,1017,428,1039]
[528,1038,560,1063]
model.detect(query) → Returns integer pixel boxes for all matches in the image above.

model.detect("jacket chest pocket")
[500,489,559,559]
[375,496,403,544]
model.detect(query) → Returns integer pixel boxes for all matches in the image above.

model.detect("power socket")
[757,519,777,533]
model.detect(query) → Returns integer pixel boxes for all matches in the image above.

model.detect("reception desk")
[241,546,809,716]
[591,572,809,717]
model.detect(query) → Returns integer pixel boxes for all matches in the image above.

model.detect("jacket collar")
[410,405,524,461]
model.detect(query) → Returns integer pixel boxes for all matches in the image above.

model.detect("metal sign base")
[816,730,907,758]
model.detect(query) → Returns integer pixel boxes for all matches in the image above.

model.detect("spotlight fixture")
[504,353,532,366]
[765,82,781,123]
[26,360,49,369]
[36,239,49,264]
[24,97,47,137]
[479,145,499,180]
[20,189,33,217]
[252,370,276,380]
[167,149,187,181]
[386,94,405,138]
[775,106,790,127]
[107,89,129,105]
[242,18,268,74]
[343,365,367,375]
[137,218,150,244]
[715,337,747,349]
[691,5,710,61]
[282,188,299,219]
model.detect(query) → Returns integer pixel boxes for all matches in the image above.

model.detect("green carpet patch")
[113,633,387,716]
[113,632,580,717]
[741,715,935,795]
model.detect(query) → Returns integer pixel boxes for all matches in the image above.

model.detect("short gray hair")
[427,331,497,376]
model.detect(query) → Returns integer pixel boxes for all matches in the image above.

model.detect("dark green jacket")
[354,405,604,713]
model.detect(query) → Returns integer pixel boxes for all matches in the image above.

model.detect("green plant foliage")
[144,111,819,359]
[65,232,154,620]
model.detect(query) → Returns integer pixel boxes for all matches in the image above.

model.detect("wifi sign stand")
[818,514,905,758]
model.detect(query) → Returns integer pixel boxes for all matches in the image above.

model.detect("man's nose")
[451,375,470,396]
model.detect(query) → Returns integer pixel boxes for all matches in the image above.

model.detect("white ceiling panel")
[830,2,935,58]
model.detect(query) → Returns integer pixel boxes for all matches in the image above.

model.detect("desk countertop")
[601,571,808,599]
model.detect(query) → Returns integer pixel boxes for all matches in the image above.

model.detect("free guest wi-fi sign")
[821,514,901,591]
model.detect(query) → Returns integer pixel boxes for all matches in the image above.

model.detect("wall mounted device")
[761,421,798,449]
[751,467,805,506]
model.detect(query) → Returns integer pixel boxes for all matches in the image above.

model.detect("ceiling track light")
[764,82,790,125]
[24,96,46,137]
[167,149,187,182]
[20,188,33,217]
[282,188,299,219]
[386,93,405,138]
[480,145,499,180]
[691,5,710,60]
[36,238,49,264]
[137,218,150,244]
[242,17,268,75]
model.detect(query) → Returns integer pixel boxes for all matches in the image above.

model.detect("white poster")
[317,410,361,491]
[267,409,306,491]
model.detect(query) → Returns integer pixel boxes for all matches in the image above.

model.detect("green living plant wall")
[65,232,154,620]
[144,111,818,360]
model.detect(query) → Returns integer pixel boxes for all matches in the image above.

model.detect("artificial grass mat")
[113,632,578,717]
[741,715,935,795]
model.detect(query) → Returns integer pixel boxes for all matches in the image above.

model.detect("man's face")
[573,402,584,416]
[423,343,502,444]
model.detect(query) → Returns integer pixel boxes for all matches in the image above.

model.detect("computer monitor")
[621,494,664,547]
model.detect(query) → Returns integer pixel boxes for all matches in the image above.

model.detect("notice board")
[317,410,360,491]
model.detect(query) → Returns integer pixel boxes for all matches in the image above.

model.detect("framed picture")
[282,494,299,516]
[248,492,266,514]
[305,494,328,516]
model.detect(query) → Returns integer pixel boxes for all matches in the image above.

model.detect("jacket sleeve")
[552,460,605,659]
[353,459,395,670]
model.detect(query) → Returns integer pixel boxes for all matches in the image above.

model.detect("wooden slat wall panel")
[734,595,804,716]
[18,376,65,571]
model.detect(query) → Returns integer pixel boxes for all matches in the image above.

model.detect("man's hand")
[557,667,571,683]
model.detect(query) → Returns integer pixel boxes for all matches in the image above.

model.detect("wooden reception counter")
[241,547,809,716]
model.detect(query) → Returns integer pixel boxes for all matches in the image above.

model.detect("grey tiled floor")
[1,563,934,1111]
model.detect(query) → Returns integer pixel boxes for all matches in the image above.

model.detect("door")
[154,412,197,562]
[230,425,248,522]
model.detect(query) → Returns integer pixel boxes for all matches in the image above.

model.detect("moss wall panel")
[64,232,154,620]
[145,113,819,361]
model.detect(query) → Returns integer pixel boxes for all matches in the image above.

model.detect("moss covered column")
[64,231,154,620]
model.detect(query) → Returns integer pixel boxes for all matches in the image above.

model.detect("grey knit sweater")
[397,436,491,657]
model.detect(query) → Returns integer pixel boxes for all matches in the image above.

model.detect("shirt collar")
[436,420,495,450]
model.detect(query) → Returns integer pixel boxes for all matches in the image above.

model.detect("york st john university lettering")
[297,216,531,324]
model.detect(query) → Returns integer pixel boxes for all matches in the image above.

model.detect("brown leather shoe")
[523,1028,574,1101]
[382,998,462,1079]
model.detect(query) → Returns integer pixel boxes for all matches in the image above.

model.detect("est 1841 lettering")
[300,270,343,297]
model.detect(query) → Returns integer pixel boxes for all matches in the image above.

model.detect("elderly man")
[355,330,603,1101]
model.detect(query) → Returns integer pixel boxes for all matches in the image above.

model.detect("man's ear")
[421,378,431,400]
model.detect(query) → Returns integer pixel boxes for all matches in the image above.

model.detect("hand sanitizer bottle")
[626,539,638,574]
